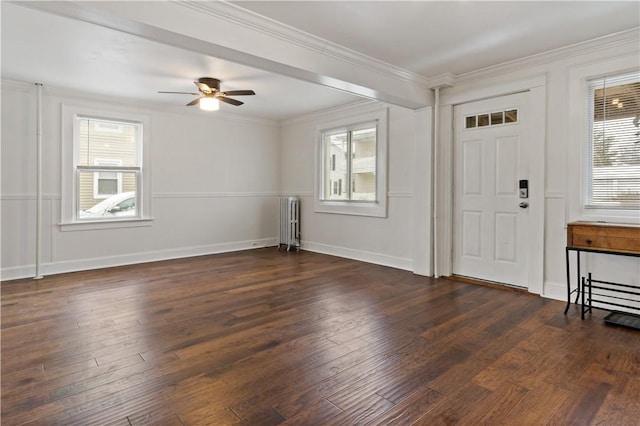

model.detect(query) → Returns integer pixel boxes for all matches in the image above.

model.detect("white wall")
[1,81,281,280]
[278,30,640,305]
[279,101,421,271]
[3,28,639,307]
[436,30,640,301]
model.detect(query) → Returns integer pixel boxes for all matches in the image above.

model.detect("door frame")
[436,75,546,294]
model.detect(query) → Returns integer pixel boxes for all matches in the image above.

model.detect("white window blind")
[586,71,640,209]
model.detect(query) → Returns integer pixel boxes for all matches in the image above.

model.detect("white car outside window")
[79,191,136,219]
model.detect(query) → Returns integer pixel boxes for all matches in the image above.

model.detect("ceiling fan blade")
[158,91,200,95]
[218,96,244,106]
[194,81,213,94]
[220,90,255,96]
[186,96,203,107]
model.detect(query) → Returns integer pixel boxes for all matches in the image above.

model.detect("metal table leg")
[575,250,581,305]
[565,247,582,315]
[565,247,571,314]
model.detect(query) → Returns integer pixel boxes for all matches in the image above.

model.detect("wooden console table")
[565,221,640,315]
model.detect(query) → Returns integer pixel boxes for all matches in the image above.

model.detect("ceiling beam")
[19,1,431,109]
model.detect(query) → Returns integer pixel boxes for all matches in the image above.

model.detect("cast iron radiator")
[279,196,300,251]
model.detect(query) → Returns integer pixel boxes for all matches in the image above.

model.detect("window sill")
[580,208,640,225]
[59,218,153,232]
[315,200,387,217]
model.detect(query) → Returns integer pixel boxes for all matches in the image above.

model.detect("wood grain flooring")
[2,249,639,425]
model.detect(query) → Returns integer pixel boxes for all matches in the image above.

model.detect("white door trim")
[437,75,546,294]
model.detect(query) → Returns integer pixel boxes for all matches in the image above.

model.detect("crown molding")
[428,73,456,89]
[176,1,431,89]
[0,77,381,127]
[2,78,278,127]
[454,27,640,84]
[281,99,383,126]
[174,2,638,95]
[1,79,36,92]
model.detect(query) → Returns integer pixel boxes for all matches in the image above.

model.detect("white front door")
[453,92,531,288]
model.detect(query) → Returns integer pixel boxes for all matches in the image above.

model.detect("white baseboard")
[1,266,40,282]
[543,280,568,302]
[1,243,580,306]
[1,238,278,281]
[301,241,413,272]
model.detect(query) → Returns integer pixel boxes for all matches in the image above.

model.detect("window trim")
[567,55,640,224]
[584,72,639,210]
[321,120,376,202]
[314,107,388,217]
[61,104,152,230]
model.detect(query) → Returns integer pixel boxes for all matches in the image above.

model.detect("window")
[586,72,640,210]
[322,124,377,201]
[61,105,151,229]
[93,159,123,199]
[75,116,140,219]
[315,108,388,217]
[465,109,518,129]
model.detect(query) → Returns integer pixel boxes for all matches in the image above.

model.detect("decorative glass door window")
[465,109,518,129]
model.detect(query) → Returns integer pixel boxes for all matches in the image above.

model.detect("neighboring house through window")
[93,159,123,199]
[75,116,139,215]
[315,107,387,217]
[323,124,376,201]
[61,105,151,229]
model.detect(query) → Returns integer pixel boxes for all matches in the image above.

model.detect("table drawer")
[567,222,640,254]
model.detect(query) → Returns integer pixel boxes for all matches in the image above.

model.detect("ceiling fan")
[159,77,255,111]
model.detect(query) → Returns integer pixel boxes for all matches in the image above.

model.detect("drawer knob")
[586,239,593,245]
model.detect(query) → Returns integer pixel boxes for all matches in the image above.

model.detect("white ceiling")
[235,1,640,77]
[2,1,639,121]
[0,2,361,121]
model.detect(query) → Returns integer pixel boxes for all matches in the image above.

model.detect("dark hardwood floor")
[2,249,639,425]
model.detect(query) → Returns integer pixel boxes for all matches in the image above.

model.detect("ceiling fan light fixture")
[160,77,254,110]
[199,96,219,111]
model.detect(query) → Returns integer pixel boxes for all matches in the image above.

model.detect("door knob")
[519,201,529,208]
